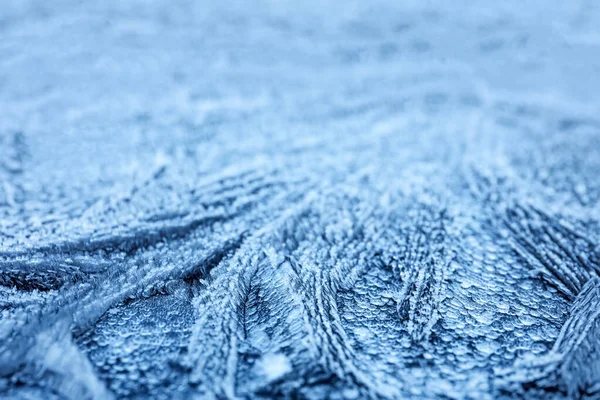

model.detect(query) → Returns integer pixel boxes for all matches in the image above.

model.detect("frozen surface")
[1,1,600,399]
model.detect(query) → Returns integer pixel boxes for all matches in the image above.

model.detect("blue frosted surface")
[1,1,600,399]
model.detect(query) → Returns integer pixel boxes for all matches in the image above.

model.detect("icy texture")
[1,1,600,399]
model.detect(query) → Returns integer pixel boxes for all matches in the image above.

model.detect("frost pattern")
[1,0,600,399]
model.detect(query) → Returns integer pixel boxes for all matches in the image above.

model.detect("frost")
[258,354,292,381]
[1,0,600,399]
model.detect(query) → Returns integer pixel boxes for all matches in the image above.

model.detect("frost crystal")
[1,0,600,399]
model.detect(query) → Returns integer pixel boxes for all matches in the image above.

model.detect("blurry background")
[2,0,599,221]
